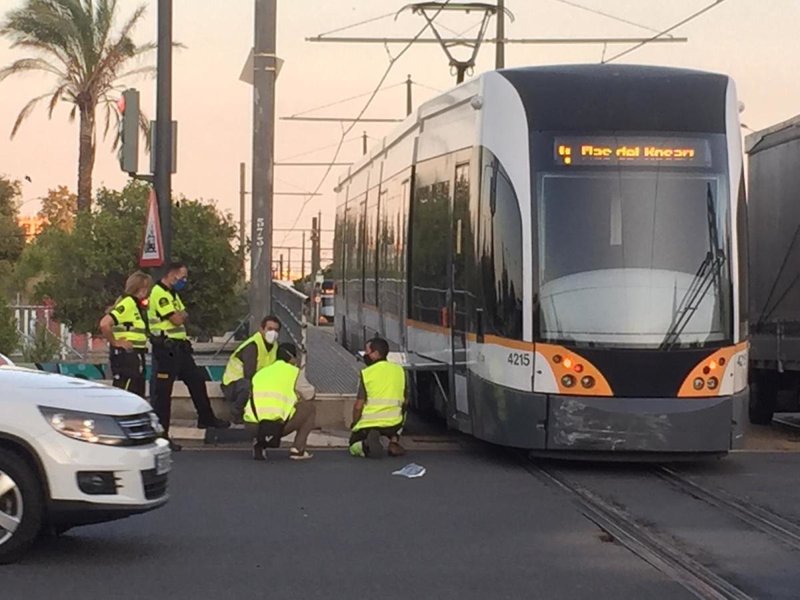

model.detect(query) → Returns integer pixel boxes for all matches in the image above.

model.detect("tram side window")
[378,176,405,318]
[334,203,345,295]
[409,174,450,326]
[364,189,379,306]
[478,150,523,340]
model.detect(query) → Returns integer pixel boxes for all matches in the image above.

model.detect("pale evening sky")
[1,0,799,256]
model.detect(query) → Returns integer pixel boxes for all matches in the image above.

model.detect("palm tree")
[0,0,153,211]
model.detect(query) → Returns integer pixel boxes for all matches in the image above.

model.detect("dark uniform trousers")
[110,348,146,398]
[151,338,216,433]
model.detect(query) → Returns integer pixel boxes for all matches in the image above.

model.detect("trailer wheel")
[749,371,778,425]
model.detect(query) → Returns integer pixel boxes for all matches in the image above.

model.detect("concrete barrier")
[102,380,355,430]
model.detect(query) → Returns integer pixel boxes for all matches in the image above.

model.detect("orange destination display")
[554,136,712,167]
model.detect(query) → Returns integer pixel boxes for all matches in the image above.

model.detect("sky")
[1,0,799,266]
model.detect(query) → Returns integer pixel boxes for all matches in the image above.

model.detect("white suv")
[0,364,170,563]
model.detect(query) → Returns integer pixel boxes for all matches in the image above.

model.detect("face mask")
[264,330,279,344]
[173,278,187,291]
[363,353,375,366]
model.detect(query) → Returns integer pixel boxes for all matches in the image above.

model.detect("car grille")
[117,413,159,445]
[141,469,169,500]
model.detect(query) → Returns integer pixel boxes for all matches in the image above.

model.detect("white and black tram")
[333,65,749,456]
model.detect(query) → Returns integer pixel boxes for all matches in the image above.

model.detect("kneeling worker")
[349,337,407,458]
[245,343,316,461]
[222,315,281,423]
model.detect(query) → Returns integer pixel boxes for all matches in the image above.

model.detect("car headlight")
[39,407,128,446]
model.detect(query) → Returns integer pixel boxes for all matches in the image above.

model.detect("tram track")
[655,467,800,552]
[522,460,754,600]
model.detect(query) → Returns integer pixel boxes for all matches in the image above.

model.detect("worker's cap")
[278,343,298,362]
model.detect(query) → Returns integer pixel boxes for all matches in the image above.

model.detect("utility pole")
[287,248,292,281]
[239,162,246,271]
[250,0,277,328]
[362,132,368,156]
[310,217,320,280]
[496,0,505,69]
[279,254,284,281]
[155,0,173,265]
[406,74,413,116]
[301,231,306,281]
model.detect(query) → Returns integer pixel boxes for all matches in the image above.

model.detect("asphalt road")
[3,447,698,600]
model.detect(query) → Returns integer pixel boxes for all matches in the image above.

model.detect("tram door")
[450,162,471,430]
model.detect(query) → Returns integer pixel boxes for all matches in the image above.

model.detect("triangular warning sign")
[140,188,165,268]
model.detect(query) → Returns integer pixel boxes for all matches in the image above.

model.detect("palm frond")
[68,103,78,122]
[117,65,156,80]
[11,92,53,138]
[47,82,72,117]
[0,57,66,82]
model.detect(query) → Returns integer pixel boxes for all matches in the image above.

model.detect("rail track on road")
[655,467,800,552]
[522,459,754,600]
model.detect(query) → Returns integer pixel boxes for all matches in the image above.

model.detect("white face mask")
[264,330,279,344]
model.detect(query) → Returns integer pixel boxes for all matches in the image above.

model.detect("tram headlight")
[561,374,576,388]
[693,377,705,391]
[707,377,719,390]
[580,375,595,389]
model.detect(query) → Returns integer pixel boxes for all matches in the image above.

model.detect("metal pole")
[239,162,246,271]
[250,0,277,327]
[362,131,368,156]
[279,254,284,281]
[310,217,320,279]
[496,0,505,69]
[406,74,413,115]
[287,247,292,281]
[301,231,306,281]
[155,0,173,266]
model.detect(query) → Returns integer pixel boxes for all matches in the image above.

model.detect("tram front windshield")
[537,134,732,350]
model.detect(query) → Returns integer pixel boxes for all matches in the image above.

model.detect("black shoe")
[252,442,267,461]
[169,439,183,452]
[364,429,384,458]
[198,418,231,430]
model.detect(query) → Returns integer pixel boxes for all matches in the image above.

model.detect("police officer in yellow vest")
[222,315,281,424]
[99,271,152,398]
[246,343,316,461]
[149,262,229,446]
[349,337,408,458]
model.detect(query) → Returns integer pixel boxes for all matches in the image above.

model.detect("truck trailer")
[746,116,800,423]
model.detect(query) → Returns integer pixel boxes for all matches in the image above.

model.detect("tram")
[333,65,749,456]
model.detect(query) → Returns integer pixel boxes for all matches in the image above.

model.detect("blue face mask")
[173,277,187,291]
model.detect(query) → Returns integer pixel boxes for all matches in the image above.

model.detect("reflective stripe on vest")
[222,332,277,386]
[111,296,148,350]
[244,361,299,424]
[353,360,405,431]
[148,283,188,340]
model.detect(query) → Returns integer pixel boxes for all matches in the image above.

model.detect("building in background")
[18,215,47,242]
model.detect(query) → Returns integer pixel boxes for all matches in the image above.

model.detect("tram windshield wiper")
[659,183,726,350]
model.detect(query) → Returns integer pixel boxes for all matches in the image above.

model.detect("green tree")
[0,176,25,293]
[38,185,77,231]
[0,300,19,356]
[22,181,242,335]
[0,0,153,211]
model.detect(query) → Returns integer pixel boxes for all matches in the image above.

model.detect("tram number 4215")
[507,352,531,367]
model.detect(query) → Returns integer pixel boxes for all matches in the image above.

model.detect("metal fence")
[272,280,310,362]
[12,304,85,360]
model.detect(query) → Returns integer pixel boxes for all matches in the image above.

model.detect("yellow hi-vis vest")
[353,360,405,431]
[148,283,188,340]
[110,296,148,350]
[244,361,300,424]
[222,332,277,385]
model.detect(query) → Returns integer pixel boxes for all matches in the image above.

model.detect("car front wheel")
[0,449,44,564]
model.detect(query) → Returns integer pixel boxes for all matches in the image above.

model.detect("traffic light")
[117,88,140,175]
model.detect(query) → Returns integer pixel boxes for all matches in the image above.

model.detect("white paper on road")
[392,463,426,478]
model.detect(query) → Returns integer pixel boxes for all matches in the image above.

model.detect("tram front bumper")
[546,388,749,453]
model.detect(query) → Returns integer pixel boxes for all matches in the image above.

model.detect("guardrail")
[272,281,310,360]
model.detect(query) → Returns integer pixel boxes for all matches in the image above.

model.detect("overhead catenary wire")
[602,0,728,64]
[279,0,454,247]
[548,0,665,35]
[317,10,397,38]
[289,81,406,118]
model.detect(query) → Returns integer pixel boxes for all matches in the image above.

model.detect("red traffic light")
[117,95,126,114]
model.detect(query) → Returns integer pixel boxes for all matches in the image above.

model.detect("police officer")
[246,343,316,461]
[99,271,152,398]
[149,262,229,445]
[349,337,407,458]
[222,315,281,424]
